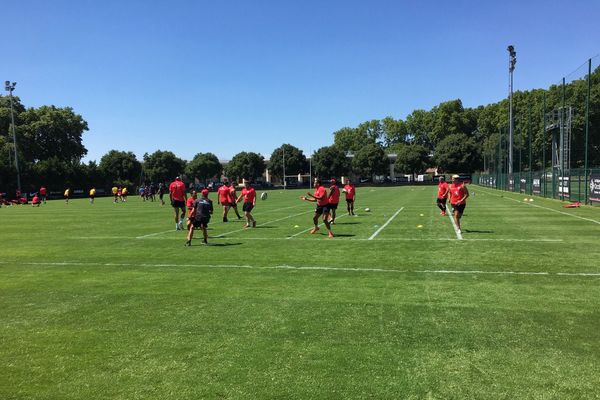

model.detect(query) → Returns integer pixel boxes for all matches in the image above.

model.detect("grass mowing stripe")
[368,207,404,240]
[477,187,600,225]
[1,260,599,277]
[67,236,564,242]
[214,209,314,237]
[445,203,463,240]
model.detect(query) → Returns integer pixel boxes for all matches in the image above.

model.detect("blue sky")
[5,0,600,162]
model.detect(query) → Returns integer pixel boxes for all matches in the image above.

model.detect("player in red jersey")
[328,178,340,223]
[31,193,41,207]
[343,179,356,216]
[449,174,469,233]
[228,182,242,219]
[185,190,198,230]
[236,181,257,228]
[217,181,233,222]
[436,176,450,216]
[301,178,334,238]
[169,176,187,230]
[39,186,47,204]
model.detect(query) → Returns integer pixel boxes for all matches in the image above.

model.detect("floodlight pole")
[282,146,286,190]
[507,45,516,176]
[5,81,21,192]
[309,154,312,189]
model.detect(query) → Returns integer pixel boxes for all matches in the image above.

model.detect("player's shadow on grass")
[323,233,355,237]
[464,229,494,234]
[253,226,275,229]
[334,222,361,225]
[206,242,242,247]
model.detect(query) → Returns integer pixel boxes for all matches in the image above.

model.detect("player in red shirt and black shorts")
[328,178,340,224]
[185,190,198,231]
[217,181,233,222]
[169,176,187,230]
[236,181,257,228]
[228,182,242,220]
[39,186,47,204]
[301,178,334,238]
[436,176,450,216]
[449,174,469,233]
[343,179,356,216]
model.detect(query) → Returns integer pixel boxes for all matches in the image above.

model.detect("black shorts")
[346,198,354,204]
[315,205,329,215]
[243,202,254,212]
[221,202,231,208]
[437,197,447,205]
[172,200,185,208]
[452,203,466,214]
[328,203,338,210]
[89,195,95,199]
[192,217,210,228]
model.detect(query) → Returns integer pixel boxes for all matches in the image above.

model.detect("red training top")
[328,184,340,204]
[437,181,449,199]
[32,195,40,204]
[242,187,256,204]
[449,183,467,205]
[314,185,329,206]
[186,197,196,216]
[169,180,186,201]
[39,187,47,196]
[344,184,355,200]
[218,185,230,204]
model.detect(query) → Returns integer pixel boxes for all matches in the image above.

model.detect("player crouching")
[301,178,334,238]
[185,189,213,246]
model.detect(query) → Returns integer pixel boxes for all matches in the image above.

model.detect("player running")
[301,178,334,238]
[64,188,71,204]
[217,181,233,222]
[89,187,96,204]
[328,178,340,224]
[449,174,469,233]
[228,182,242,219]
[185,188,213,246]
[169,176,187,230]
[436,176,449,216]
[39,186,47,204]
[236,181,257,228]
[343,179,356,215]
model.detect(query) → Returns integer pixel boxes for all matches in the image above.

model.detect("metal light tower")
[507,45,517,175]
[5,81,21,192]
[282,146,286,189]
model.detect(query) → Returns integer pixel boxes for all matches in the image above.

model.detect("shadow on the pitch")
[326,233,356,237]
[334,222,361,225]
[253,226,275,229]
[464,229,494,234]
[205,242,243,247]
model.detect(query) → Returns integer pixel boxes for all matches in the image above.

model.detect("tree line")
[2,64,599,193]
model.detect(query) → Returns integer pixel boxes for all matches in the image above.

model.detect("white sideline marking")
[287,213,349,239]
[136,203,306,239]
[214,209,313,238]
[71,236,564,243]
[477,188,600,225]
[1,260,599,278]
[445,204,463,240]
[368,207,404,240]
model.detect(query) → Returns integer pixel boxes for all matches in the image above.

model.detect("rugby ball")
[365,207,370,212]
[260,192,268,200]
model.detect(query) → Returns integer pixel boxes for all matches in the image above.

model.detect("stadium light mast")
[5,81,21,192]
[507,45,517,176]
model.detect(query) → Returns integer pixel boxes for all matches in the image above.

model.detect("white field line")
[136,203,306,239]
[2,260,599,278]
[368,207,404,240]
[445,203,463,240]
[214,209,314,238]
[477,187,600,225]
[69,236,564,243]
[287,212,349,239]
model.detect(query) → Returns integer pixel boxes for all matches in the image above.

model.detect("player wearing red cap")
[328,178,340,224]
[301,178,334,238]
[169,176,187,230]
[236,181,257,228]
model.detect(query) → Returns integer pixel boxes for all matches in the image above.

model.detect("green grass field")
[2,186,600,399]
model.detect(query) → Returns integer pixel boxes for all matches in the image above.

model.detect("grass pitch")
[1,186,600,399]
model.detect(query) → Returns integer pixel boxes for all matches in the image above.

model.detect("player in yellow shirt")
[89,187,96,204]
[121,187,128,202]
[64,188,71,204]
[111,186,118,203]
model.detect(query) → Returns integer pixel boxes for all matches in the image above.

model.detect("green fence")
[473,167,600,205]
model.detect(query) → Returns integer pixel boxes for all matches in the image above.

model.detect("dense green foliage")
[185,152,222,183]
[1,187,599,398]
[142,150,186,183]
[311,145,351,179]
[267,144,308,180]
[224,151,265,182]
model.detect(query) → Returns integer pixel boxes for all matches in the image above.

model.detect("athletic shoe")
[223,217,228,222]
[309,226,320,234]
[184,240,191,246]
[243,224,249,229]
[441,211,446,216]
[458,229,462,234]
[202,239,208,245]
[328,231,335,238]
[176,224,180,231]
[252,221,256,228]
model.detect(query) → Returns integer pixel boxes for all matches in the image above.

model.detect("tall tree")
[351,143,389,178]
[311,146,351,179]
[382,117,408,146]
[143,150,186,183]
[333,127,376,152]
[224,152,265,182]
[186,152,223,182]
[434,133,481,172]
[99,150,142,186]
[390,143,430,176]
[267,144,308,180]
